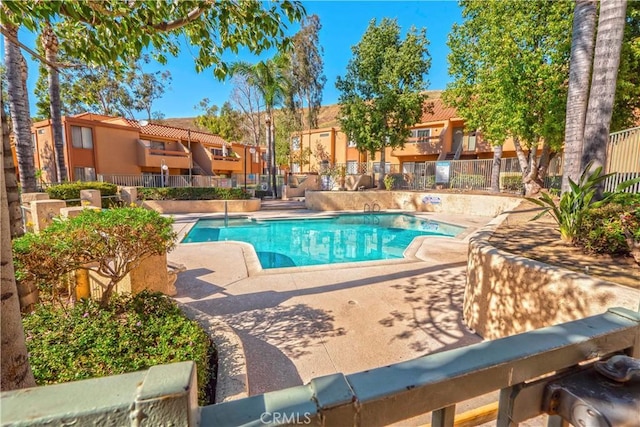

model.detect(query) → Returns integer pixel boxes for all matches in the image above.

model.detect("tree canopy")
[336,18,430,188]
[195,100,243,142]
[1,1,305,79]
[444,0,573,195]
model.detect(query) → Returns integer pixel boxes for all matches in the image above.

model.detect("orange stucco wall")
[92,125,141,175]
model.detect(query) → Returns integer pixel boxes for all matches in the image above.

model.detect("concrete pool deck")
[168,210,493,400]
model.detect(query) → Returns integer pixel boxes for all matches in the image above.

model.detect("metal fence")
[604,126,640,193]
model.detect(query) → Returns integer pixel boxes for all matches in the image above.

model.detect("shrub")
[383,174,396,191]
[46,182,118,207]
[450,174,486,189]
[575,204,629,255]
[620,207,640,264]
[527,163,640,242]
[500,173,523,192]
[13,207,176,306]
[23,292,214,404]
[137,187,251,201]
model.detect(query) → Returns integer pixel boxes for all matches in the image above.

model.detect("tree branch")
[152,5,208,32]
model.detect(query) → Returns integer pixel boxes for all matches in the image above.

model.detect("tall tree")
[561,0,598,193]
[581,0,628,173]
[41,22,67,182]
[336,18,430,189]
[230,75,265,148]
[290,14,326,130]
[1,101,36,391]
[231,54,291,197]
[445,0,572,196]
[3,20,36,193]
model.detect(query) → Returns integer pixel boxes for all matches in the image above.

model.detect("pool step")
[261,199,307,210]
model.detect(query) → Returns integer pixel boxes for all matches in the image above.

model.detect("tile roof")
[419,98,460,123]
[122,118,228,146]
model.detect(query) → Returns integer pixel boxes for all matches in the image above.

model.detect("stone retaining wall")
[305,191,521,217]
[464,216,640,340]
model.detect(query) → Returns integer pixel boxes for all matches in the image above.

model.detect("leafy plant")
[23,292,214,404]
[575,204,629,254]
[620,207,640,264]
[13,207,176,306]
[526,163,639,242]
[450,174,486,189]
[46,181,118,207]
[383,174,395,191]
[137,187,250,201]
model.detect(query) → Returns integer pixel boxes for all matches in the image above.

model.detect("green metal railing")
[2,307,638,426]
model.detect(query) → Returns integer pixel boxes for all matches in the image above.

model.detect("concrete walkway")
[169,211,492,398]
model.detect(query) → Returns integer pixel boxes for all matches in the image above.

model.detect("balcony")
[211,155,243,173]
[3,307,638,426]
[393,135,445,157]
[137,140,191,169]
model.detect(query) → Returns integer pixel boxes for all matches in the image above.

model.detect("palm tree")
[561,0,597,193]
[4,21,37,193]
[41,22,67,182]
[1,109,36,389]
[230,54,291,197]
[2,84,24,238]
[581,0,628,175]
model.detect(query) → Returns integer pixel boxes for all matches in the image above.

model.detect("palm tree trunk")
[42,23,67,183]
[4,23,36,193]
[581,0,628,175]
[1,149,36,391]
[2,92,24,238]
[490,144,503,193]
[562,0,597,193]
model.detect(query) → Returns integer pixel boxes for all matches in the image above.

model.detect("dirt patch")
[490,200,640,289]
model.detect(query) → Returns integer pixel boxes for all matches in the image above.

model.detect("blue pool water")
[182,213,464,269]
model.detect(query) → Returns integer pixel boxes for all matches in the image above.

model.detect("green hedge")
[46,182,118,207]
[23,292,215,404]
[137,187,251,201]
[450,174,486,189]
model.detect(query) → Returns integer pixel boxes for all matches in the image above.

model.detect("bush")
[13,207,176,306]
[575,204,629,255]
[137,187,251,201]
[500,173,523,192]
[23,292,214,404]
[450,174,486,189]
[46,182,118,207]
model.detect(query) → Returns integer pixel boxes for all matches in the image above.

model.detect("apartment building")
[289,98,523,174]
[27,113,264,185]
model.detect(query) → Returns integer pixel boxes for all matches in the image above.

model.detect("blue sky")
[14,1,463,119]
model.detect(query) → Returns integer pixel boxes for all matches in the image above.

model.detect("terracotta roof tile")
[419,98,459,123]
[123,119,228,146]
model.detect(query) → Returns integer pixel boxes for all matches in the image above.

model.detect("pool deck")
[169,209,494,399]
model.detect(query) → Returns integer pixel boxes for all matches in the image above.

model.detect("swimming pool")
[182,213,464,269]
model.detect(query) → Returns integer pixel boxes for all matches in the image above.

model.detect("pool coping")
[169,209,487,276]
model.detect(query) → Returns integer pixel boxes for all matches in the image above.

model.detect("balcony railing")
[211,155,243,172]
[2,307,638,426]
[137,140,191,169]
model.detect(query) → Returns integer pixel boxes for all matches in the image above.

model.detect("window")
[150,140,166,150]
[411,128,431,141]
[402,162,415,174]
[373,162,391,174]
[74,167,96,181]
[292,137,300,150]
[348,139,357,148]
[71,126,93,149]
[319,133,330,138]
[211,148,223,157]
[31,133,36,151]
[467,132,477,151]
[346,161,358,174]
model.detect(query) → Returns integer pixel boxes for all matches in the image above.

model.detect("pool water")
[182,213,464,269]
